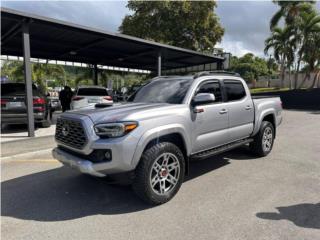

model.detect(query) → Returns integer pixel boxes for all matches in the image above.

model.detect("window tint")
[197,81,222,102]
[77,88,108,96]
[224,81,246,101]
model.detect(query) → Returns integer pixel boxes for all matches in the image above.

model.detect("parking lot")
[1,110,320,240]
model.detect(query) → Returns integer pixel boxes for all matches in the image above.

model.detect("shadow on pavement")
[186,154,230,182]
[1,148,257,221]
[1,167,148,221]
[256,203,320,229]
[223,146,259,160]
[309,111,320,115]
[1,112,59,137]
[1,124,39,135]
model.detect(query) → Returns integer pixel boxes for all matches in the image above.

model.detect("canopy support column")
[157,51,162,76]
[22,21,35,137]
[217,61,223,70]
[93,64,98,85]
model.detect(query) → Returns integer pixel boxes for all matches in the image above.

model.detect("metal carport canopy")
[1,7,224,72]
[1,7,224,137]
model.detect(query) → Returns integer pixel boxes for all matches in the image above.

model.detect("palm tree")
[270,1,318,89]
[300,31,320,88]
[1,61,24,81]
[1,60,66,91]
[294,10,320,88]
[265,26,295,88]
[32,62,66,92]
[270,1,315,30]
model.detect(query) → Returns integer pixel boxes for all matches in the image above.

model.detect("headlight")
[94,121,138,138]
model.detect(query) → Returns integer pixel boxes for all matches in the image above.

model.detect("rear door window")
[77,88,108,96]
[224,80,246,101]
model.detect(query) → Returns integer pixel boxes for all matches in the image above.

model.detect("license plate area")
[8,102,24,108]
[88,99,100,103]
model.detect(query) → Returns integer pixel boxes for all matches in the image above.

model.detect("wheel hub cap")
[262,127,273,152]
[160,168,168,177]
[150,152,180,195]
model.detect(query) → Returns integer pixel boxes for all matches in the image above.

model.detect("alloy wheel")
[149,152,180,195]
[262,126,273,152]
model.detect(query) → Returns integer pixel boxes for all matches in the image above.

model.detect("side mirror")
[193,93,215,106]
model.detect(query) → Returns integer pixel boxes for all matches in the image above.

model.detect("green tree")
[264,26,295,88]
[270,0,315,30]
[269,0,319,89]
[230,53,270,85]
[295,10,320,88]
[1,60,66,92]
[1,60,24,81]
[32,63,66,92]
[300,30,320,88]
[119,0,224,53]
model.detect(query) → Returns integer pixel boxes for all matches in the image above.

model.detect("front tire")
[132,142,185,205]
[250,121,275,157]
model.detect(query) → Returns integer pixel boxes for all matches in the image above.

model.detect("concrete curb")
[1,148,53,161]
[1,134,55,144]
[1,135,56,157]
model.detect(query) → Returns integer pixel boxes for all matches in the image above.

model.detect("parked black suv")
[1,83,52,128]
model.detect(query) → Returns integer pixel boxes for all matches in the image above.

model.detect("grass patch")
[250,87,290,94]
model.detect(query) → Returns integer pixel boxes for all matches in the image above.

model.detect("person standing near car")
[59,86,73,112]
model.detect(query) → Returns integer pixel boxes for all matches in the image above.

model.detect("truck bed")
[251,95,280,99]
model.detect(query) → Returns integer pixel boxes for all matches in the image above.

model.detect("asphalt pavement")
[1,110,320,240]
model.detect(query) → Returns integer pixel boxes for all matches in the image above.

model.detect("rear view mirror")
[193,93,215,105]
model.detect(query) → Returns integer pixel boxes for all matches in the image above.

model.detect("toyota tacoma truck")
[52,71,282,205]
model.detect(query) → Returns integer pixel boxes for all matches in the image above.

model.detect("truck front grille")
[55,118,87,150]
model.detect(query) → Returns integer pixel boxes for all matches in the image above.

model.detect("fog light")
[95,150,106,162]
[104,150,112,161]
[90,150,112,163]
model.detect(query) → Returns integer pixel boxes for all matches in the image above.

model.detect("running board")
[190,138,253,161]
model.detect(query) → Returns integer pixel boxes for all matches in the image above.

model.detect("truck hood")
[65,102,178,124]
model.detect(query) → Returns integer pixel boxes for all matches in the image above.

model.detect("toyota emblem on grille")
[62,124,70,136]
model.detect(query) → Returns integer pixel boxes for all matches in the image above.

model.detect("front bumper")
[52,140,138,176]
[52,147,106,177]
[53,113,141,176]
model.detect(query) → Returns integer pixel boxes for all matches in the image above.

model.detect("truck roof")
[152,71,241,82]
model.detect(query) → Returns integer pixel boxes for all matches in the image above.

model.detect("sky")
[1,0,320,57]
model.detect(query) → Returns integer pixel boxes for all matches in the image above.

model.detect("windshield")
[129,78,193,104]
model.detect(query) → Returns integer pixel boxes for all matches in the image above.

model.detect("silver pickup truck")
[52,71,282,205]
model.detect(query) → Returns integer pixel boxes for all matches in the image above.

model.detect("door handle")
[219,109,228,114]
[194,107,204,113]
[245,106,252,110]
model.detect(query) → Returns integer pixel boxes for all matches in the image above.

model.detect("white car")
[70,86,113,110]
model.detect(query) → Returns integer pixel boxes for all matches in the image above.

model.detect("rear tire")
[132,142,185,205]
[40,110,52,128]
[250,121,275,157]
